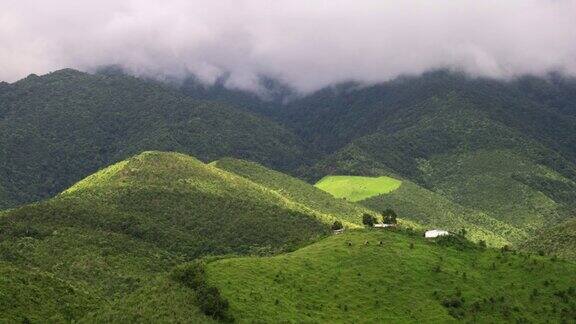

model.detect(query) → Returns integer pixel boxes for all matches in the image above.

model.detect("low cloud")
[1,0,576,92]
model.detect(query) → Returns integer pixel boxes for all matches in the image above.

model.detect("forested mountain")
[2,68,576,246]
[0,69,308,209]
[264,72,576,241]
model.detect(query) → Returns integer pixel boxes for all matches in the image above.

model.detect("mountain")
[2,68,576,249]
[205,229,576,322]
[0,151,338,321]
[269,71,576,242]
[520,217,576,260]
[0,69,308,209]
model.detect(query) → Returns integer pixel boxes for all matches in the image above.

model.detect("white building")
[425,229,450,238]
[374,223,396,228]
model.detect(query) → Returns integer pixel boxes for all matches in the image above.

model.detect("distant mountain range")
[2,69,575,247]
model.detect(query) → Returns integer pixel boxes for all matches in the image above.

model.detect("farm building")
[425,229,450,238]
[374,223,396,228]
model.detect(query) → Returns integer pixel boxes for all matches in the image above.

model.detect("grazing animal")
[347,242,352,246]
[379,241,383,245]
[364,241,369,245]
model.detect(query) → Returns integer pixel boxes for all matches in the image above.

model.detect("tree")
[382,208,397,224]
[331,220,343,231]
[362,214,376,227]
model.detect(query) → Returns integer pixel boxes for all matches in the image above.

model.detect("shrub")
[442,297,463,308]
[362,214,376,227]
[382,209,398,224]
[436,234,475,250]
[171,261,233,322]
[331,221,343,231]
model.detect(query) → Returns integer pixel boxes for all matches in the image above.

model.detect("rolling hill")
[0,151,339,321]
[212,158,378,226]
[205,229,576,323]
[0,69,309,209]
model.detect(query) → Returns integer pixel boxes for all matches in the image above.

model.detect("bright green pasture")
[206,230,576,323]
[315,175,402,202]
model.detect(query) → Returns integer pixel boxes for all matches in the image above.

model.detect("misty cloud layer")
[1,0,576,92]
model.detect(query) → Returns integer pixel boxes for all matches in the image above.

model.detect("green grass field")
[206,229,576,323]
[315,175,402,202]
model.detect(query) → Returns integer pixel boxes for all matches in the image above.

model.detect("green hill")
[315,175,401,202]
[0,151,334,321]
[206,229,576,323]
[0,69,308,209]
[520,218,576,260]
[212,158,378,226]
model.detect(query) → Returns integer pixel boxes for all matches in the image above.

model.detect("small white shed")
[425,229,450,238]
[374,223,396,228]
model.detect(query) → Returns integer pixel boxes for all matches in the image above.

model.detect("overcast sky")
[1,0,576,92]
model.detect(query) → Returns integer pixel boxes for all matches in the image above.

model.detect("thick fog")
[1,0,575,92]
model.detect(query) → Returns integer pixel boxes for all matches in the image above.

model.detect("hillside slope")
[0,151,332,321]
[312,176,522,246]
[212,158,378,226]
[206,229,576,323]
[520,218,576,260]
[0,262,97,323]
[0,69,308,209]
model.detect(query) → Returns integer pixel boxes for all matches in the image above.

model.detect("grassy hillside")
[213,158,378,226]
[0,69,308,209]
[312,173,522,246]
[360,181,524,246]
[206,229,576,323]
[0,151,333,321]
[315,175,401,202]
[520,218,576,260]
[80,276,216,323]
[0,262,97,323]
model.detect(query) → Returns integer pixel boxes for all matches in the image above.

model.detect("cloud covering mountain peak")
[1,0,575,92]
